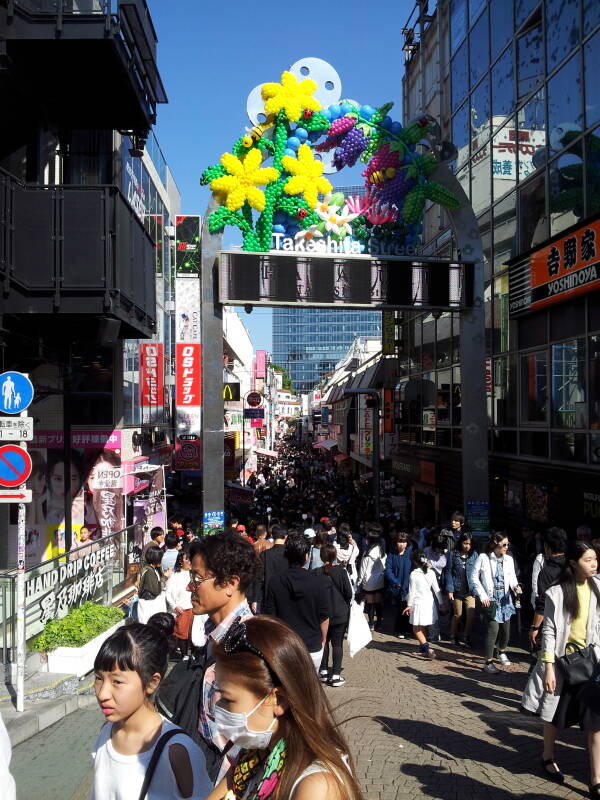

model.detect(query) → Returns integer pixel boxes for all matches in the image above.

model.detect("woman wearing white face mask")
[206,616,363,800]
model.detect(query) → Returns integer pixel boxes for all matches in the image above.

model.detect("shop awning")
[313,438,338,450]
[255,447,278,459]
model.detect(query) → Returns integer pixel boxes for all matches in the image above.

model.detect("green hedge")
[31,601,124,652]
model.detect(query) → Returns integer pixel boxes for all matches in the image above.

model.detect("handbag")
[347,600,372,657]
[557,643,599,686]
[139,567,159,600]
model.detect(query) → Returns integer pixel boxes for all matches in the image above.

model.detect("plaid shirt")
[198,601,252,753]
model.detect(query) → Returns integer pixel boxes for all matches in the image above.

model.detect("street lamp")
[343,388,381,521]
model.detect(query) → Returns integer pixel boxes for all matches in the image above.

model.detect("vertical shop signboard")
[256,350,266,379]
[382,311,396,355]
[139,343,164,427]
[175,274,202,469]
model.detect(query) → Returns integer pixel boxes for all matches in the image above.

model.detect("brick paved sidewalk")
[327,632,590,800]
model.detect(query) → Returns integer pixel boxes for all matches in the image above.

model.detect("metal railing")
[0,525,139,666]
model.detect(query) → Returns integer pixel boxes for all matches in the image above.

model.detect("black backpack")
[155,647,224,782]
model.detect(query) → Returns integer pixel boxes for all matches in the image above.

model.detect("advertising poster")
[175,277,201,344]
[8,430,123,567]
[256,350,266,379]
[175,215,201,274]
[525,483,548,522]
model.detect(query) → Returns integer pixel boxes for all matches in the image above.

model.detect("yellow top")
[542,581,591,663]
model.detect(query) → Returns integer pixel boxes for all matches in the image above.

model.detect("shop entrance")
[412,483,439,526]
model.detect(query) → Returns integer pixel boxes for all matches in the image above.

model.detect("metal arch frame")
[199,163,488,524]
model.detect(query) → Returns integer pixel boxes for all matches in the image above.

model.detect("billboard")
[175,215,201,274]
[175,277,201,344]
[219,251,473,310]
[139,343,164,408]
[256,350,266,379]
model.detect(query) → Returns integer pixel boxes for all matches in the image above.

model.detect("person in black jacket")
[529,527,567,648]
[264,531,330,670]
[259,523,288,609]
[316,544,353,686]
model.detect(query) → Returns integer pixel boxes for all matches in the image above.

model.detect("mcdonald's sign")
[223,382,241,401]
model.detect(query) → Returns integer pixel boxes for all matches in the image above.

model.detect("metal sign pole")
[16,500,26,712]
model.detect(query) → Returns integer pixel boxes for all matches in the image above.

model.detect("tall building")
[396,0,600,529]
[272,308,382,395]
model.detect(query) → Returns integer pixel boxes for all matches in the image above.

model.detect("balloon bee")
[368,167,397,184]
[242,119,274,148]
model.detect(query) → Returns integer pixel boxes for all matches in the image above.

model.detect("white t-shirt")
[90,718,212,800]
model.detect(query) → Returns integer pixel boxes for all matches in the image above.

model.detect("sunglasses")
[188,574,215,587]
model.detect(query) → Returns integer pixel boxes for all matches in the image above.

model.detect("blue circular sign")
[0,372,34,415]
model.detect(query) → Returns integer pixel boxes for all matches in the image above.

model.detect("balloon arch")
[201,58,460,255]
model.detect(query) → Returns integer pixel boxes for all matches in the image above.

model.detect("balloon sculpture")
[201,66,460,253]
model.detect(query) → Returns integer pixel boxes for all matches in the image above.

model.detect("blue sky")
[148,0,411,350]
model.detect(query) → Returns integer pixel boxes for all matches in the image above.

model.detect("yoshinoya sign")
[509,217,600,315]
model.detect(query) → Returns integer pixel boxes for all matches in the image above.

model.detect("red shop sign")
[140,343,164,407]
[176,343,202,406]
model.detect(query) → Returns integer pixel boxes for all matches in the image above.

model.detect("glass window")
[585,30,600,129]
[546,0,579,73]
[493,274,512,353]
[551,432,587,462]
[548,56,583,149]
[493,429,518,453]
[422,320,436,370]
[517,24,543,101]
[452,367,462,425]
[550,299,586,340]
[471,76,490,147]
[493,193,517,271]
[469,10,489,88]
[515,0,540,29]
[552,339,587,427]
[519,312,547,348]
[450,0,468,53]
[518,171,548,251]
[584,0,600,37]
[590,335,600,427]
[494,354,518,424]
[451,42,469,111]
[492,120,517,200]
[490,0,513,61]
[491,46,514,125]
[480,211,492,282]
[520,431,549,457]
[521,351,548,423]
[549,146,584,236]
[436,370,452,424]
[592,433,600,463]
[470,0,486,25]
[436,315,452,367]
[517,91,547,180]
[457,163,470,200]
[471,146,490,216]
[452,102,470,170]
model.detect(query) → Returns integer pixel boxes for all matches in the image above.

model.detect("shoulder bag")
[138,729,181,800]
[556,579,600,686]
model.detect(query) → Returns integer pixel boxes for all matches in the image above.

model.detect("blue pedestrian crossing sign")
[0,372,34,415]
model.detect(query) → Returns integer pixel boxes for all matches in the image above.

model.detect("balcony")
[0,168,157,338]
[0,0,167,138]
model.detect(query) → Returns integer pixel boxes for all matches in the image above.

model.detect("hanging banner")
[256,350,266,379]
[175,277,201,344]
[383,389,393,433]
[139,344,164,408]
[382,311,396,355]
[176,343,202,407]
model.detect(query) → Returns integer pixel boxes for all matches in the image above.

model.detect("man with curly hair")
[188,531,261,780]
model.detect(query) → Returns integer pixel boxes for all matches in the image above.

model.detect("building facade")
[398,0,600,530]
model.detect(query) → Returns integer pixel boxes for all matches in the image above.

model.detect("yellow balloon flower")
[210,149,278,212]
[261,71,321,123]
[281,144,333,209]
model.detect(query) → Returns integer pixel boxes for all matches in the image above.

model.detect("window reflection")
[547,56,583,152]
[551,433,587,462]
[585,30,600,130]
[518,171,548,251]
[493,193,517,271]
[490,0,513,60]
[469,10,489,88]
[517,91,546,179]
[471,147,490,216]
[517,25,543,101]
[492,121,517,200]
[515,0,540,29]
[450,0,467,54]
[471,76,490,147]
[451,43,469,111]
[546,0,579,73]
[552,340,586,428]
[521,351,548,423]
[589,336,600,428]
[584,0,600,37]
[493,274,511,353]
[588,128,600,220]
[452,102,470,170]
[491,46,514,126]
[549,147,584,236]
[494,355,517,425]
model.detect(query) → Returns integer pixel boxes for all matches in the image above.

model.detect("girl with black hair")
[522,541,600,795]
[165,549,194,659]
[404,549,446,660]
[137,546,167,625]
[446,533,478,647]
[357,524,387,631]
[91,622,211,799]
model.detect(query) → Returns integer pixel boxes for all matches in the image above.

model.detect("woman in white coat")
[358,524,387,631]
[470,532,521,674]
[521,541,600,793]
[404,549,446,659]
[165,549,194,658]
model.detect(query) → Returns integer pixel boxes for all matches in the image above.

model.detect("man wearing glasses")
[187,531,260,781]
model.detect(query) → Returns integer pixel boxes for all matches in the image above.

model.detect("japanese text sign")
[140,344,164,407]
[176,344,202,406]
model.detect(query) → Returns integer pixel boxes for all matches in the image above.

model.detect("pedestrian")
[90,622,211,800]
[423,533,448,641]
[471,532,522,674]
[253,524,272,556]
[264,531,331,671]
[385,531,413,639]
[160,531,180,575]
[141,527,165,566]
[446,532,478,647]
[260,524,288,608]
[306,530,327,570]
[521,540,600,792]
[187,531,260,781]
[137,546,168,624]
[206,615,364,800]
[335,524,360,585]
[358,524,387,632]
[317,543,353,687]
[404,549,446,660]
[529,528,567,653]
[440,511,466,551]
[165,549,194,660]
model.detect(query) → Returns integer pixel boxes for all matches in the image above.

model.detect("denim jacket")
[445,550,478,596]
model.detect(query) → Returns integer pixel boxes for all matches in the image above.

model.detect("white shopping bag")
[347,600,372,657]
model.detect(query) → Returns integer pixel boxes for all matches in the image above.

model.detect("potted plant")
[31,601,125,677]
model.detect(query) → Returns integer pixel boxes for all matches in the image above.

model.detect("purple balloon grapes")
[333,128,368,169]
